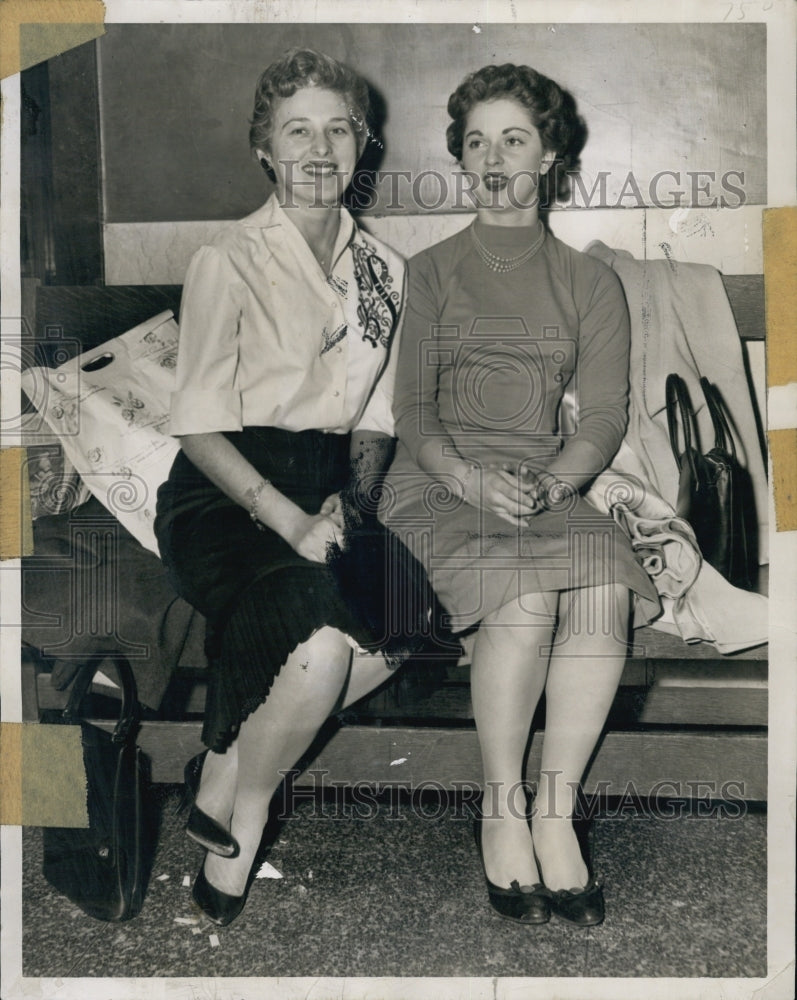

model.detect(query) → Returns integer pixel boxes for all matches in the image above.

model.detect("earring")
[540,155,556,176]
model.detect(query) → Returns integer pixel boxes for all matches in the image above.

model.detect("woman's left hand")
[320,492,345,529]
[462,467,541,525]
[519,467,577,511]
[284,511,341,562]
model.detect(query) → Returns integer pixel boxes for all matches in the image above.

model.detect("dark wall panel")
[98,22,767,222]
[21,40,103,285]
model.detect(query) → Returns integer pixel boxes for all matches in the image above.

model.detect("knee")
[605,584,630,617]
[301,626,353,665]
[477,596,557,659]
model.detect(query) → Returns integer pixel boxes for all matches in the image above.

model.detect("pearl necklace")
[471,221,545,273]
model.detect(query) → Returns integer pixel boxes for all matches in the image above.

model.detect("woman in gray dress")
[380,63,659,926]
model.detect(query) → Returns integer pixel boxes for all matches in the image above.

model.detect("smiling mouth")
[302,161,338,176]
[483,173,509,191]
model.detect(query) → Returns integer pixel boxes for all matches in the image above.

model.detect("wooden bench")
[20,277,769,802]
[23,601,768,800]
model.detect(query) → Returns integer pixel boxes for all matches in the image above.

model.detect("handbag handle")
[62,656,139,745]
[699,376,737,461]
[665,373,699,481]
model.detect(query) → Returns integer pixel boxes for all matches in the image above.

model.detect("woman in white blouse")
[155,49,423,926]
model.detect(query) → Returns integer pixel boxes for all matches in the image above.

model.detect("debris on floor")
[255,860,283,879]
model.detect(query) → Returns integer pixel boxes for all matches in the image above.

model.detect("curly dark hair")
[446,63,585,206]
[249,49,371,181]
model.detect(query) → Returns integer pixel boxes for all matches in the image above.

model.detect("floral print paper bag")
[21,311,181,553]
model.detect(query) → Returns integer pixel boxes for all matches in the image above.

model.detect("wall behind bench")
[97,22,766,223]
[94,21,767,281]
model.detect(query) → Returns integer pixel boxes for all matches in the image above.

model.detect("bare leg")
[470,593,558,888]
[531,584,630,891]
[194,646,400,826]
[340,653,399,709]
[202,626,353,897]
[194,640,410,890]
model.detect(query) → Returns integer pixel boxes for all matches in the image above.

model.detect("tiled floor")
[21,788,766,980]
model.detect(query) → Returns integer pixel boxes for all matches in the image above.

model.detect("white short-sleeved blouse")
[169,195,405,438]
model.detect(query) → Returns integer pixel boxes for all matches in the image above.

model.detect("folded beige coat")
[586,444,767,653]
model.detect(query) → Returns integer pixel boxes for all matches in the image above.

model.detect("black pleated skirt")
[154,427,445,751]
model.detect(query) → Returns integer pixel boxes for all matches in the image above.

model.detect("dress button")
[333,390,340,397]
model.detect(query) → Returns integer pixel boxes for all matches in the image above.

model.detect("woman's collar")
[255,194,356,269]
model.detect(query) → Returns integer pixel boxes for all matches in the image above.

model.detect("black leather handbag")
[665,373,755,589]
[42,657,152,921]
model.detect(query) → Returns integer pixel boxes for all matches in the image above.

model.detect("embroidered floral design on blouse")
[320,323,348,356]
[351,238,401,349]
[327,273,348,297]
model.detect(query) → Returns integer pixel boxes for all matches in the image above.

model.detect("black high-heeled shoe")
[532,822,605,926]
[546,878,605,926]
[178,752,240,858]
[192,862,249,926]
[473,818,551,924]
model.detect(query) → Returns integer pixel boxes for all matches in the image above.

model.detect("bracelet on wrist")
[248,478,271,531]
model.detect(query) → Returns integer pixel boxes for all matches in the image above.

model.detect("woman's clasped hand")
[459,465,561,525]
[284,497,343,563]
